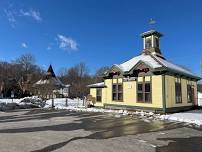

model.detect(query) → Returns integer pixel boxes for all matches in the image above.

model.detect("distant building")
[88,30,201,113]
[53,84,70,98]
[34,65,69,99]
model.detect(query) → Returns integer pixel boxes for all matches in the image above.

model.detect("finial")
[148,18,156,30]
[149,18,156,25]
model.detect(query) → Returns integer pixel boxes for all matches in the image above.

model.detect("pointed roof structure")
[47,64,56,77]
[34,65,64,88]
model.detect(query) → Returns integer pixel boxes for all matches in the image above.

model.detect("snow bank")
[44,99,155,117]
[0,96,44,111]
[160,110,202,126]
[46,98,202,126]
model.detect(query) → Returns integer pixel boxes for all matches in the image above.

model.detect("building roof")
[35,77,64,86]
[47,64,56,78]
[113,53,200,80]
[87,82,106,88]
[64,84,71,87]
[140,30,163,38]
[118,53,162,72]
[34,65,65,88]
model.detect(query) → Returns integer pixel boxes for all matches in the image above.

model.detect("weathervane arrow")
[148,18,156,30]
[149,18,156,25]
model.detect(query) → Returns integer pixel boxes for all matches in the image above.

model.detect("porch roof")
[87,82,106,88]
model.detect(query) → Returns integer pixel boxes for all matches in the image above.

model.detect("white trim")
[151,35,154,47]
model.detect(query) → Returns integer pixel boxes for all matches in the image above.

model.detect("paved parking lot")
[0,109,201,152]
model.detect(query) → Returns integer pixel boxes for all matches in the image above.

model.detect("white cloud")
[4,9,16,27]
[19,9,42,22]
[4,7,42,26]
[57,34,78,51]
[21,42,28,48]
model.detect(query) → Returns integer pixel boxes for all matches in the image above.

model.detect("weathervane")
[148,18,156,30]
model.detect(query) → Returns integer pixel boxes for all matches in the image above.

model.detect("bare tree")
[0,54,44,98]
[14,53,35,74]
[59,62,93,98]
[94,66,110,82]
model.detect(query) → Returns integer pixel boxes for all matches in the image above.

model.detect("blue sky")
[0,0,202,76]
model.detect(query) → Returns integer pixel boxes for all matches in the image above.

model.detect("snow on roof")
[153,55,196,76]
[64,84,71,87]
[113,53,199,79]
[87,82,105,88]
[35,77,64,87]
[119,54,162,72]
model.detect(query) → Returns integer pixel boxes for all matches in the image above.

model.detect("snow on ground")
[44,98,155,117]
[0,96,41,104]
[45,98,202,126]
[0,96,44,111]
[159,92,202,126]
[160,110,202,126]
[1,96,202,126]
[44,98,84,109]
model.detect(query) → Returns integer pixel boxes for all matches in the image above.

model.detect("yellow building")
[88,30,201,113]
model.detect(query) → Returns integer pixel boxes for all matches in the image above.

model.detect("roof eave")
[165,68,201,80]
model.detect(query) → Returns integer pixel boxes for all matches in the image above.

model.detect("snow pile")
[0,96,44,111]
[20,96,45,107]
[198,92,202,106]
[160,110,202,126]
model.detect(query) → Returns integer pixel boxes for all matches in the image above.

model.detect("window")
[155,37,159,47]
[112,85,117,100]
[137,83,143,101]
[145,38,152,48]
[145,83,151,102]
[112,83,123,101]
[137,78,151,103]
[187,84,192,103]
[96,88,102,102]
[175,78,182,103]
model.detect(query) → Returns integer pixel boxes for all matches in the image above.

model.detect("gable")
[128,61,153,76]
[119,54,162,72]
[104,64,124,78]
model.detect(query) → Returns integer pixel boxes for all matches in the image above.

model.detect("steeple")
[141,30,163,56]
[47,64,56,77]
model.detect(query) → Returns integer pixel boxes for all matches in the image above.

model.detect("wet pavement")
[0,109,201,152]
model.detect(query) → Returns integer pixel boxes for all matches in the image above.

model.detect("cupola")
[141,30,163,57]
